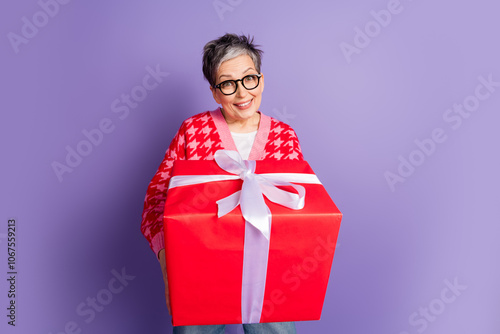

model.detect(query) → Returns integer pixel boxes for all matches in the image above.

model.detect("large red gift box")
[164,151,342,326]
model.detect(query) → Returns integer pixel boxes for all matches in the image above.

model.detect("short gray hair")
[202,34,263,88]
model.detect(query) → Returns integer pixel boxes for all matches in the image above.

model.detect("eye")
[220,81,235,88]
[244,75,257,83]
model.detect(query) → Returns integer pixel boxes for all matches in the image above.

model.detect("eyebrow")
[218,67,256,80]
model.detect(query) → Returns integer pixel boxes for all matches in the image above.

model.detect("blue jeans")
[173,322,296,334]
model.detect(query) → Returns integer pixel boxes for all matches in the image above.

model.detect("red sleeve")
[140,122,187,258]
[285,126,304,161]
[265,119,304,161]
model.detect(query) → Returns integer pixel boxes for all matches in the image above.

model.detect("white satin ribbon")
[169,150,321,239]
[167,150,321,323]
[214,150,321,239]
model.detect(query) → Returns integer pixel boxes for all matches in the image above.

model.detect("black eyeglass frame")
[214,74,262,95]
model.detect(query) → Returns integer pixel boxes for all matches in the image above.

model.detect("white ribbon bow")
[168,150,321,238]
[214,150,316,239]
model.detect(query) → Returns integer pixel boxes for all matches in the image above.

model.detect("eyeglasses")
[214,74,262,95]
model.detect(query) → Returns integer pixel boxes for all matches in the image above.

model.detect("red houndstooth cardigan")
[140,108,304,257]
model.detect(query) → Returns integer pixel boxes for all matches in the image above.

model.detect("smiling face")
[210,54,264,128]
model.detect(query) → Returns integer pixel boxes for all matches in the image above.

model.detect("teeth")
[237,100,251,107]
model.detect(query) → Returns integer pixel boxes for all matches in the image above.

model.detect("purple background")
[1,0,499,333]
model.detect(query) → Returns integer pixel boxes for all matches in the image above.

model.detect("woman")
[141,33,303,334]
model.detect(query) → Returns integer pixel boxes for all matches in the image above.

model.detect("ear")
[210,85,221,104]
[260,73,264,93]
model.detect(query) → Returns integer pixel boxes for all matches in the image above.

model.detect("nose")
[235,81,248,97]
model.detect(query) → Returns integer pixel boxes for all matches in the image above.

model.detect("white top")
[230,131,257,160]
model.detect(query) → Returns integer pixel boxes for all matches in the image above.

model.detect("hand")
[158,249,171,315]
